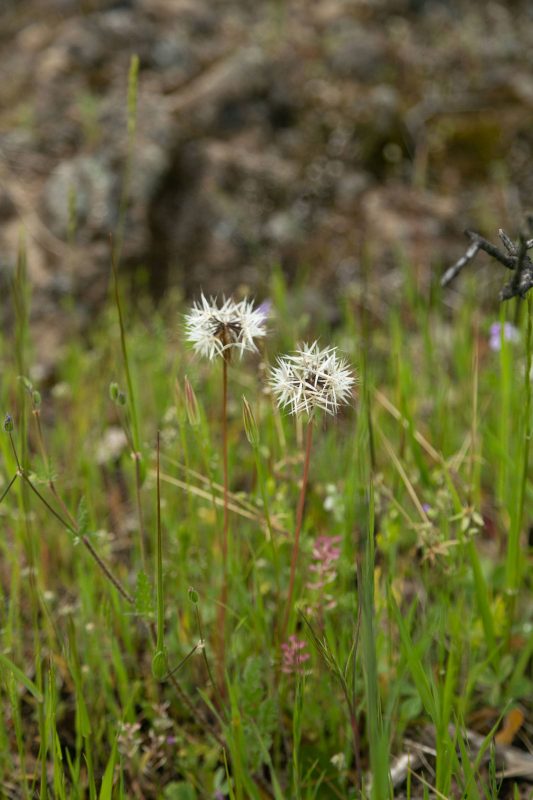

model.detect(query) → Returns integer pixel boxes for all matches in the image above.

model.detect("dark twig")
[464,230,515,270]
[440,240,480,288]
[442,227,533,300]
[498,228,517,255]
[506,234,528,300]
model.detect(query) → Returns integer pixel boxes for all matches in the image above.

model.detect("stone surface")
[0,0,532,365]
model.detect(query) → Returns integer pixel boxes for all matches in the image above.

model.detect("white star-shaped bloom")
[269,342,356,416]
[184,294,267,361]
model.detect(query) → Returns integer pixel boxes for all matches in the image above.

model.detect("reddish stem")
[216,357,229,691]
[222,357,229,577]
[282,420,313,640]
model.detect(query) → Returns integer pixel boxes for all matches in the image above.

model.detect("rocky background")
[1,0,533,364]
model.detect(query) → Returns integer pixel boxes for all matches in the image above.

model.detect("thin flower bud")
[109,382,119,402]
[19,376,33,393]
[151,649,167,680]
[174,379,186,424]
[32,390,41,408]
[242,395,259,447]
[3,414,13,432]
[117,390,127,406]
[188,586,199,604]
[184,377,200,427]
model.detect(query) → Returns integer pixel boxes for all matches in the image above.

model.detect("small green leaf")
[99,739,117,800]
[163,783,197,800]
[0,653,43,702]
[76,497,89,536]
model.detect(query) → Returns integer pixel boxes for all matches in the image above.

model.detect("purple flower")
[489,322,520,352]
[257,299,272,319]
[281,636,310,675]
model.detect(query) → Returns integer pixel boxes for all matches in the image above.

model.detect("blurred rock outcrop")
[1,0,533,364]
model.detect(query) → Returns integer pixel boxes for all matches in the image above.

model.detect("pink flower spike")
[281,636,311,675]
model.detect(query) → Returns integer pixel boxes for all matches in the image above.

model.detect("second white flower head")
[185,294,267,361]
[269,342,356,416]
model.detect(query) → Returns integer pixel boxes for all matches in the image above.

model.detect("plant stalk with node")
[184,295,267,690]
[269,342,356,642]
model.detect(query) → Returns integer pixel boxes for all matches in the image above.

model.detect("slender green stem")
[156,432,164,652]
[111,243,148,571]
[506,294,532,631]
[111,247,140,454]
[152,431,168,680]
[516,293,532,556]
[194,604,221,704]
[0,474,18,505]
[32,408,77,529]
[134,453,147,571]
[164,641,201,680]
[253,445,280,595]
[8,431,21,472]
[19,464,134,605]
[22,474,73,532]
[281,420,313,641]
[80,535,134,605]
[114,54,139,266]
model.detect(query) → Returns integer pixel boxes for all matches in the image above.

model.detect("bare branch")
[440,241,479,287]
[498,228,516,255]
[442,226,533,300]
[464,230,515,269]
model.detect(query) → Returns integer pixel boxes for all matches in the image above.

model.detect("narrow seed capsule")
[184,377,200,427]
[242,395,259,447]
[151,649,167,681]
[109,382,119,402]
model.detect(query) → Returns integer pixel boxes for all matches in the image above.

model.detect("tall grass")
[1,74,532,800]
[1,253,532,797]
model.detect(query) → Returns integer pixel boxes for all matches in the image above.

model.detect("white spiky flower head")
[269,342,356,417]
[184,294,267,361]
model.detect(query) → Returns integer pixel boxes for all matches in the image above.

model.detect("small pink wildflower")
[281,635,310,675]
[305,535,342,615]
[306,535,341,592]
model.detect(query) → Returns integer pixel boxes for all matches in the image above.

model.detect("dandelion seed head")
[184,294,267,361]
[269,342,356,416]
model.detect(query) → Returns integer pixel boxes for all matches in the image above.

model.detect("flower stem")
[216,356,230,691]
[22,471,134,604]
[222,357,229,581]
[282,420,313,640]
[134,452,147,572]
[0,473,18,505]
[156,433,164,649]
